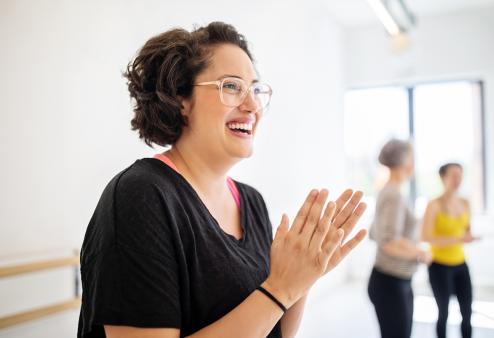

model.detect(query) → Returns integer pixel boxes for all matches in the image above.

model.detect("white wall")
[0,0,349,316]
[344,6,494,286]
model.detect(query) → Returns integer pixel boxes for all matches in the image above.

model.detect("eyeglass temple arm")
[194,81,221,87]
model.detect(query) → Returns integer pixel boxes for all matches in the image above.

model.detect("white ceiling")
[324,0,494,26]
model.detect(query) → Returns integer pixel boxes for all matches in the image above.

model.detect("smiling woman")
[77,22,367,338]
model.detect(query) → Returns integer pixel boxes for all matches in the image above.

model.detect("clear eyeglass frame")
[194,77,273,113]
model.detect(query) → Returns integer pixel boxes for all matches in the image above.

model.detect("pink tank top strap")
[226,177,241,209]
[153,153,179,172]
[153,153,240,209]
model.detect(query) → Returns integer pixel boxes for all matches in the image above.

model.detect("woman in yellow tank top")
[422,163,480,338]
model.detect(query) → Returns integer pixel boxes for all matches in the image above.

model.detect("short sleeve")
[79,172,181,336]
[372,191,406,244]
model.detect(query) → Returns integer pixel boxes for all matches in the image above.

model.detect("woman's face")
[180,44,261,163]
[399,150,414,179]
[442,166,463,192]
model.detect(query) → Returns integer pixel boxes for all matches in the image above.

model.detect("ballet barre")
[0,250,81,329]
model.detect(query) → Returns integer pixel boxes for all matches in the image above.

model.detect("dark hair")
[439,162,463,178]
[378,139,413,168]
[124,22,253,147]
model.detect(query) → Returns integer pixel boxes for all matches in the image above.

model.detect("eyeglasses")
[194,77,273,113]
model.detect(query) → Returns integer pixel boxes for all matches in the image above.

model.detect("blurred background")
[0,0,493,337]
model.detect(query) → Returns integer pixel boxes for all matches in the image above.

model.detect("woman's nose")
[239,89,260,113]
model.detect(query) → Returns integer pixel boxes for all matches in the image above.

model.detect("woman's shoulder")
[81,159,184,268]
[426,198,441,211]
[460,197,470,210]
[109,158,181,195]
[377,184,402,202]
[92,157,185,214]
[119,157,178,183]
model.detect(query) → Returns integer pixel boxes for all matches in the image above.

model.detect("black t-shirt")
[77,158,282,338]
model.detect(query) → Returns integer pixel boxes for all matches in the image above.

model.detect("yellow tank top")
[430,211,469,265]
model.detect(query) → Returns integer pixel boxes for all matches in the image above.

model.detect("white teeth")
[227,122,253,131]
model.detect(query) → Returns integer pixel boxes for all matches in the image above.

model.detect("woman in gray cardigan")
[368,139,431,338]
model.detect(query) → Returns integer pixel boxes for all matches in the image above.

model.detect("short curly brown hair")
[124,22,253,147]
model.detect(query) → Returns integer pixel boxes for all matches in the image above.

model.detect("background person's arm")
[382,238,428,261]
[461,199,481,243]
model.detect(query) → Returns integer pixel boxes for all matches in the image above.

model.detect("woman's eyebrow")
[217,74,260,83]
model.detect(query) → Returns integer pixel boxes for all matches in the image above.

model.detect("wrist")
[262,278,296,309]
[415,250,424,263]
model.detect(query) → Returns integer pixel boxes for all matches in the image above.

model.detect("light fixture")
[366,0,416,36]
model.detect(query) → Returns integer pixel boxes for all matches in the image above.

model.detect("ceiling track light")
[366,0,416,36]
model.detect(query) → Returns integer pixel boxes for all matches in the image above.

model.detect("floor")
[1,281,493,338]
[298,280,494,338]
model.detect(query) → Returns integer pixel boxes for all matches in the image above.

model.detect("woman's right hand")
[462,232,481,243]
[263,189,359,309]
[417,249,432,265]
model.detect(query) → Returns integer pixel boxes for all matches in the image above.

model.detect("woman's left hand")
[463,232,481,243]
[322,189,367,274]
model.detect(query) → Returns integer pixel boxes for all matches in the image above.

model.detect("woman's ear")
[178,95,191,118]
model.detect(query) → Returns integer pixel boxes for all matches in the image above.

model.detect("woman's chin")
[227,146,253,160]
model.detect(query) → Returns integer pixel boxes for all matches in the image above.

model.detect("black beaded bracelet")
[257,286,287,313]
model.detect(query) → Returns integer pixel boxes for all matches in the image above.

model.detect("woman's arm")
[105,283,307,338]
[105,285,285,338]
[461,199,480,243]
[280,294,308,338]
[382,237,428,261]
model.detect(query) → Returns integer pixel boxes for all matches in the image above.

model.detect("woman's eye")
[253,85,268,95]
[223,82,242,93]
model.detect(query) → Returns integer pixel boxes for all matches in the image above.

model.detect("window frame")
[345,79,487,213]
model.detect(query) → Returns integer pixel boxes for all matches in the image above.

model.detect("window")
[344,80,486,214]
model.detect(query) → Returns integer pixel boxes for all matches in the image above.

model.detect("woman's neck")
[387,170,405,186]
[440,190,457,202]
[165,142,234,197]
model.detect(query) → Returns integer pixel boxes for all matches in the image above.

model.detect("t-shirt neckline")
[148,155,247,244]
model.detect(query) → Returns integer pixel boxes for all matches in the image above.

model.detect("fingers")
[275,214,289,239]
[319,228,344,265]
[308,201,336,251]
[290,190,318,234]
[300,189,329,242]
[332,191,364,228]
[339,202,367,241]
[336,229,367,259]
[334,189,353,216]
